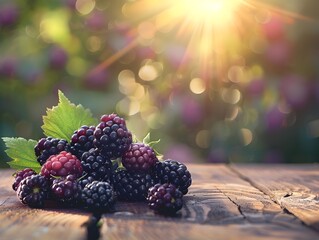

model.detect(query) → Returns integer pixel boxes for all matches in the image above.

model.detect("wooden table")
[1,164,319,240]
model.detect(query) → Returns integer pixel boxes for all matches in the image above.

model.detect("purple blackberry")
[41,151,83,178]
[34,137,70,165]
[93,114,132,159]
[51,175,80,203]
[147,183,183,214]
[12,168,36,191]
[17,174,49,208]
[70,125,96,159]
[152,160,192,195]
[112,170,155,201]
[122,143,158,172]
[81,181,116,210]
[81,148,112,181]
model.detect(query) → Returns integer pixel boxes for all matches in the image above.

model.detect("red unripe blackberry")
[122,143,158,172]
[41,151,83,178]
[17,174,49,208]
[34,137,70,165]
[70,125,96,159]
[51,175,80,203]
[12,168,36,191]
[152,159,192,195]
[81,181,116,210]
[93,114,132,159]
[112,169,155,201]
[147,183,183,214]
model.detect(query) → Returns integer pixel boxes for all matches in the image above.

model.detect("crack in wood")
[228,165,283,204]
[0,197,9,206]
[228,164,319,233]
[214,185,247,222]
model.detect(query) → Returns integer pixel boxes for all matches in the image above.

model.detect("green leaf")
[142,132,160,147]
[142,133,163,159]
[142,132,151,144]
[42,90,98,140]
[2,137,41,172]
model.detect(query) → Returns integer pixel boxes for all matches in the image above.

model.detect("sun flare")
[176,0,241,27]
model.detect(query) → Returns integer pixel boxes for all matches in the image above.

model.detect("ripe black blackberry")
[78,175,95,190]
[112,170,155,201]
[70,125,96,159]
[121,143,158,172]
[81,181,116,210]
[81,148,113,181]
[93,114,132,159]
[147,183,183,214]
[17,174,49,208]
[51,175,80,203]
[12,168,36,191]
[34,137,70,165]
[152,160,192,195]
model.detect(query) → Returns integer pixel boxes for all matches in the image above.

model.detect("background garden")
[1,0,319,167]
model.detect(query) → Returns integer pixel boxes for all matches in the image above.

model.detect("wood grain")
[0,165,318,239]
[231,164,319,231]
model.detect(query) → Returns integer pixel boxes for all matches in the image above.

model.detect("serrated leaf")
[2,137,41,172]
[42,90,98,140]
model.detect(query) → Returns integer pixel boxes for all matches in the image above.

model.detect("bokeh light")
[189,78,206,94]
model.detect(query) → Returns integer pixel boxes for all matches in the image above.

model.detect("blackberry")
[70,125,96,159]
[35,137,70,165]
[41,151,83,178]
[17,174,49,208]
[122,143,158,173]
[112,170,154,201]
[78,176,95,190]
[51,175,80,203]
[93,114,132,159]
[147,183,183,214]
[152,160,192,195]
[12,168,36,191]
[81,148,113,181]
[81,181,116,210]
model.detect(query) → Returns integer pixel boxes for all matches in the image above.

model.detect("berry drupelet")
[122,143,158,173]
[93,114,132,159]
[147,183,183,214]
[81,148,112,181]
[17,174,49,208]
[41,151,83,178]
[12,168,36,191]
[152,159,192,195]
[34,137,70,165]
[112,169,155,201]
[78,176,95,190]
[70,125,96,159]
[81,181,116,210]
[51,174,80,203]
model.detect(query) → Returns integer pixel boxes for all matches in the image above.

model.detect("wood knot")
[283,192,293,198]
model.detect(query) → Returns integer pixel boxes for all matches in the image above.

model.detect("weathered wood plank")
[0,165,318,240]
[100,217,319,240]
[231,164,319,231]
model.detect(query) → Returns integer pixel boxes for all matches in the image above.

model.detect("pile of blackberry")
[12,113,192,215]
